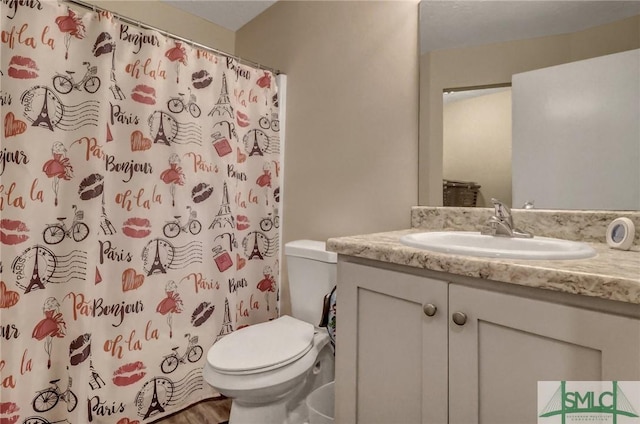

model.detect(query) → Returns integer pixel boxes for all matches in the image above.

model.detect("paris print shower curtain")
[0,1,281,422]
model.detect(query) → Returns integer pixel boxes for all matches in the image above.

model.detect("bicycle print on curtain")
[0,1,281,422]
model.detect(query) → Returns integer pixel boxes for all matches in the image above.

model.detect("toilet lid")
[207,316,315,374]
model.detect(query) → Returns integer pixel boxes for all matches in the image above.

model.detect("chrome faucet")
[481,198,533,238]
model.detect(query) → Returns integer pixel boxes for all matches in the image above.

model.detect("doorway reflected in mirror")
[443,86,511,208]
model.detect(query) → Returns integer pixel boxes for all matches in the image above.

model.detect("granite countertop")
[326,228,640,305]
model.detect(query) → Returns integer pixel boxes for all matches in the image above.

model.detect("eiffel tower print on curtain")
[209,181,235,229]
[88,359,106,390]
[25,245,46,293]
[153,111,172,145]
[143,378,166,419]
[32,87,55,131]
[209,73,234,118]
[147,239,168,276]
[215,297,234,342]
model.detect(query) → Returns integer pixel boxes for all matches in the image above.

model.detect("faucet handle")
[485,198,533,238]
[490,198,512,224]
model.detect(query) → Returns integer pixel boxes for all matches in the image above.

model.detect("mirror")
[418,1,640,209]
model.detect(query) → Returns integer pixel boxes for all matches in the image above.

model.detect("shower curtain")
[0,1,281,422]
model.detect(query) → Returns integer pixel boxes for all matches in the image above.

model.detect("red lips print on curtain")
[0,402,20,424]
[69,333,92,366]
[1,1,281,422]
[0,219,29,245]
[7,55,39,79]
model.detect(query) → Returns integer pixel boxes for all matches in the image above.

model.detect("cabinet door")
[449,284,640,424]
[335,262,449,424]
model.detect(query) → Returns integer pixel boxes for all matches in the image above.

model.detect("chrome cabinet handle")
[452,312,467,326]
[423,303,437,317]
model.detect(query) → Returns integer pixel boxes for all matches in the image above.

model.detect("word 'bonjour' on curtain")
[0,1,281,422]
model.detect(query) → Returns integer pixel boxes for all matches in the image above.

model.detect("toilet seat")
[207,316,315,375]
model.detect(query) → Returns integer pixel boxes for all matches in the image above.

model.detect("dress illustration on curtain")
[32,297,67,369]
[42,142,74,206]
[156,280,183,338]
[55,8,86,60]
[0,1,281,422]
[160,153,185,207]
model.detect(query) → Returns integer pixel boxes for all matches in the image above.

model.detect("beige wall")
[443,90,512,208]
[236,1,419,312]
[73,0,235,53]
[420,14,640,205]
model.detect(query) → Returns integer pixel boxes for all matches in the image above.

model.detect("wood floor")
[153,397,232,424]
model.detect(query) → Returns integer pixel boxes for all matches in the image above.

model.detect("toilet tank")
[285,240,337,326]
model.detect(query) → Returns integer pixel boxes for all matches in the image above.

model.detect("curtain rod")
[63,0,281,75]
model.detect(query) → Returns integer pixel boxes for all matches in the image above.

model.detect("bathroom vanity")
[328,207,640,424]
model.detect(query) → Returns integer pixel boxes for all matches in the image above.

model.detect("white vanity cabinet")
[449,283,640,423]
[335,261,449,424]
[335,260,640,424]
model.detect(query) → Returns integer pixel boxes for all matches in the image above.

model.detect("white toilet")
[203,240,337,424]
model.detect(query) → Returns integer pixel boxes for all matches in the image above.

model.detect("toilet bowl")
[204,240,337,424]
[204,316,334,423]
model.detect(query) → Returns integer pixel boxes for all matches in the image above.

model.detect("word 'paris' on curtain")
[1,1,281,422]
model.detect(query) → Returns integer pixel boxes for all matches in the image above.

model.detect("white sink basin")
[399,231,597,260]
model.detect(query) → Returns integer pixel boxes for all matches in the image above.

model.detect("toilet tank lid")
[285,240,337,263]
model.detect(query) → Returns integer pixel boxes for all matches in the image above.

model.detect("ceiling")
[162,1,640,54]
[161,0,277,31]
[421,1,640,54]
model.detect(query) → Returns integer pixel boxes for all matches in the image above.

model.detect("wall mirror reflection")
[419,1,640,210]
